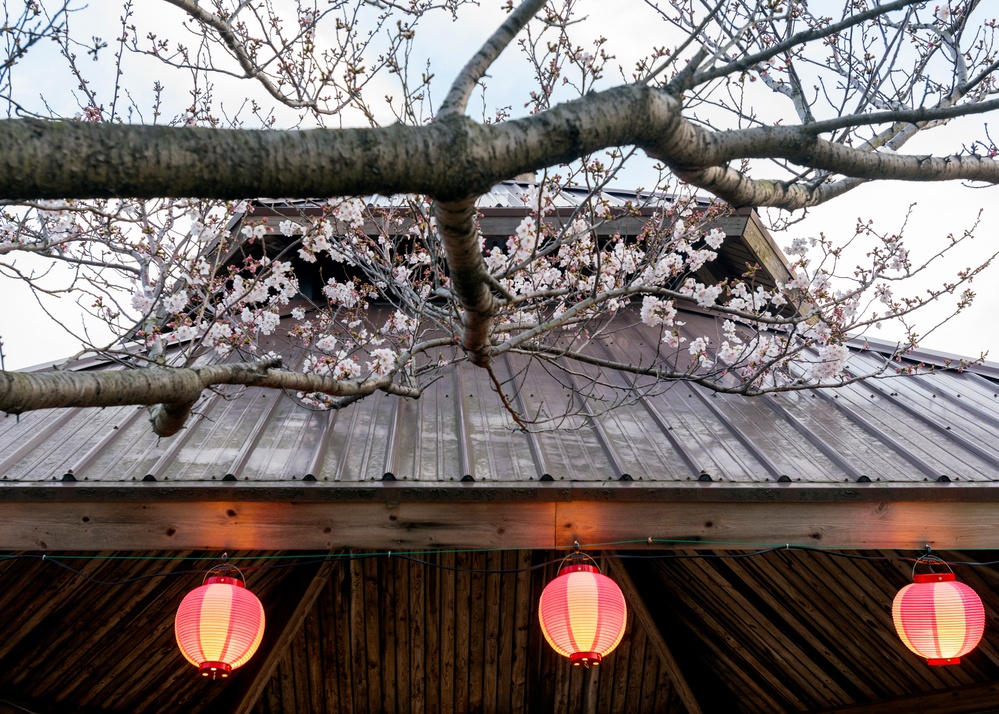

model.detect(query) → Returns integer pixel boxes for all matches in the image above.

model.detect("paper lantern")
[175,574,266,678]
[892,572,984,665]
[539,562,627,666]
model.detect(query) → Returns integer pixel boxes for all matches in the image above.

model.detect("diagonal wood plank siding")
[4,548,999,712]
[253,551,680,714]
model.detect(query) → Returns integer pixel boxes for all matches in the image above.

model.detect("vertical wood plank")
[454,551,471,714]
[293,629,310,714]
[362,556,382,713]
[279,655,295,712]
[424,552,441,714]
[394,558,410,712]
[467,554,485,712]
[552,658,571,712]
[624,618,646,712]
[332,561,354,714]
[410,554,426,714]
[305,608,325,714]
[349,558,369,713]
[439,551,456,712]
[381,556,398,714]
[525,552,553,713]
[318,574,340,714]
[610,614,632,712]
[483,550,501,711]
[580,665,600,714]
[509,549,532,712]
[595,628,617,714]
[639,648,662,712]
[264,672,282,713]
[496,550,517,713]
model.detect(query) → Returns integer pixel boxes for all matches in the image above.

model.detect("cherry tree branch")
[1,84,997,209]
[160,0,346,116]
[438,0,548,117]
[0,357,420,437]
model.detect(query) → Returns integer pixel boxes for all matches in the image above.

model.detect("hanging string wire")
[2,539,997,587]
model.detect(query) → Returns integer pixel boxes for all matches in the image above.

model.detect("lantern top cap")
[204,575,246,587]
[558,563,599,577]
[913,572,956,583]
[202,559,247,586]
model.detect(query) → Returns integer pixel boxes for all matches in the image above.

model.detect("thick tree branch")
[433,197,495,365]
[0,358,419,437]
[683,0,925,92]
[1,85,997,210]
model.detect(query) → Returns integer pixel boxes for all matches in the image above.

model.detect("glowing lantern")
[892,572,984,665]
[539,561,627,666]
[175,570,266,678]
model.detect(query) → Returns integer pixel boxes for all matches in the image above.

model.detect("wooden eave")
[3,482,999,552]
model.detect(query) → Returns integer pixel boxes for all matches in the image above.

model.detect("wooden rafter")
[811,681,999,714]
[606,557,704,714]
[0,696,109,714]
[224,557,336,714]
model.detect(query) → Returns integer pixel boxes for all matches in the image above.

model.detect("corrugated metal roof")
[1,309,996,485]
[257,180,682,212]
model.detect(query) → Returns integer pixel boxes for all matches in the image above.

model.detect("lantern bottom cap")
[199,662,234,679]
[569,652,602,667]
[926,657,961,666]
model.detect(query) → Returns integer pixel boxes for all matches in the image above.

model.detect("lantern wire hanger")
[911,546,952,580]
[556,540,599,570]
[203,552,246,586]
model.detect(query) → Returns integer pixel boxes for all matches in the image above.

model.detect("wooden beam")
[5,499,999,550]
[224,558,336,714]
[0,501,556,550]
[739,209,794,284]
[555,501,999,550]
[605,557,703,714]
[6,481,999,504]
[811,681,999,714]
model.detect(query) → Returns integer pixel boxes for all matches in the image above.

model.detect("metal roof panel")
[1,309,997,486]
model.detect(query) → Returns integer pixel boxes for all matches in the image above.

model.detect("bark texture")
[433,197,495,365]
[2,86,995,208]
[0,360,419,437]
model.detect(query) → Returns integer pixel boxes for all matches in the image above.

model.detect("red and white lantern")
[892,572,984,665]
[538,562,627,666]
[175,574,266,678]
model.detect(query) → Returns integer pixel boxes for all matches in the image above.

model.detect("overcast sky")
[0,0,996,369]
